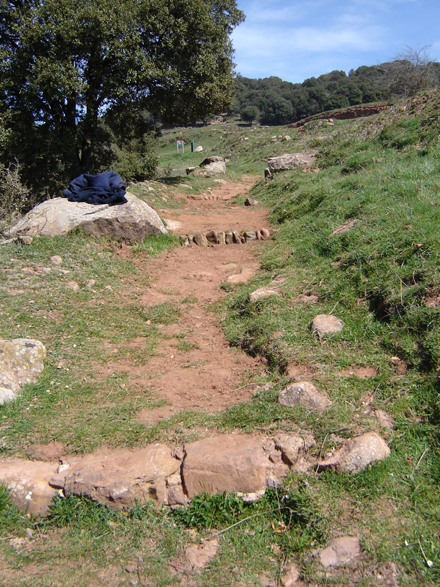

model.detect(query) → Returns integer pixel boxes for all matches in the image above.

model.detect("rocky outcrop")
[264,153,315,178]
[0,338,47,405]
[288,103,389,128]
[200,156,226,175]
[7,192,167,242]
[1,430,390,516]
[49,445,181,508]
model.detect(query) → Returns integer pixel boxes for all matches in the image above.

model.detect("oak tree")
[0,0,244,192]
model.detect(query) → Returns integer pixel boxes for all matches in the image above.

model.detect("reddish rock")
[182,435,288,498]
[227,267,257,284]
[0,459,58,516]
[273,433,315,466]
[50,444,180,507]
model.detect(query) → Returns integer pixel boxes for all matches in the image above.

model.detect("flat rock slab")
[318,432,390,474]
[0,338,46,404]
[311,314,344,339]
[279,381,332,412]
[319,536,361,568]
[50,444,181,507]
[182,434,288,498]
[0,459,58,516]
[8,192,167,242]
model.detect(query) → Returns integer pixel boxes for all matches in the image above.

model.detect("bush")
[0,162,31,235]
[114,135,158,183]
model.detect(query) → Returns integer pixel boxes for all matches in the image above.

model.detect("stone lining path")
[1,178,391,518]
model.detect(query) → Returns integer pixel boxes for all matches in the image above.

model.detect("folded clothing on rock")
[63,171,127,205]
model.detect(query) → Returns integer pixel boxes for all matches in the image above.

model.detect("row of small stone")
[179,228,271,247]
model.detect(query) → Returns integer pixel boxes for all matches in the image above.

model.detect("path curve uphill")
[108,178,271,424]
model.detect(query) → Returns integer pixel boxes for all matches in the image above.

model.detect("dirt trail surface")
[105,178,270,423]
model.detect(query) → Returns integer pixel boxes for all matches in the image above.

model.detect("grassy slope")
[219,91,440,584]
[1,94,440,585]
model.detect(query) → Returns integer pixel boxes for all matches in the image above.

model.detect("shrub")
[0,162,31,235]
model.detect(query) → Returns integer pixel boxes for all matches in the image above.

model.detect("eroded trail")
[106,178,271,423]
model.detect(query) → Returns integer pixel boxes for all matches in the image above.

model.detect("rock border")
[179,228,271,246]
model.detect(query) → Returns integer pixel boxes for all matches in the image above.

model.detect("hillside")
[232,60,440,125]
[1,91,440,586]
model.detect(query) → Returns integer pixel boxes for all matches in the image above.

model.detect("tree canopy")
[0,0,244,193]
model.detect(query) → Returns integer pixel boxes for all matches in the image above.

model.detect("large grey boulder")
[200,156,226,175]
[264,153,315,178]
[7,192,167,242]
[0,339,47,405]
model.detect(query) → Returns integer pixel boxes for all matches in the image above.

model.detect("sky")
[231,0,440,84]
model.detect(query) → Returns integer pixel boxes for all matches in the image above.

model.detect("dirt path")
[104,178,271,423]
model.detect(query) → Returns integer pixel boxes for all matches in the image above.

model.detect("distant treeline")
[232,61,440,125]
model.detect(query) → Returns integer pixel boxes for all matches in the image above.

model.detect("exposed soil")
[288,102,390,128]
[99,178,271,423]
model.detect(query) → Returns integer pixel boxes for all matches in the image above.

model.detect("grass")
[2,91,440,585]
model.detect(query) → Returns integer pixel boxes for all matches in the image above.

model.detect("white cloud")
[232,23,384,56]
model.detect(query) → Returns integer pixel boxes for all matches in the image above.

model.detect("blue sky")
[231,0,440,83]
